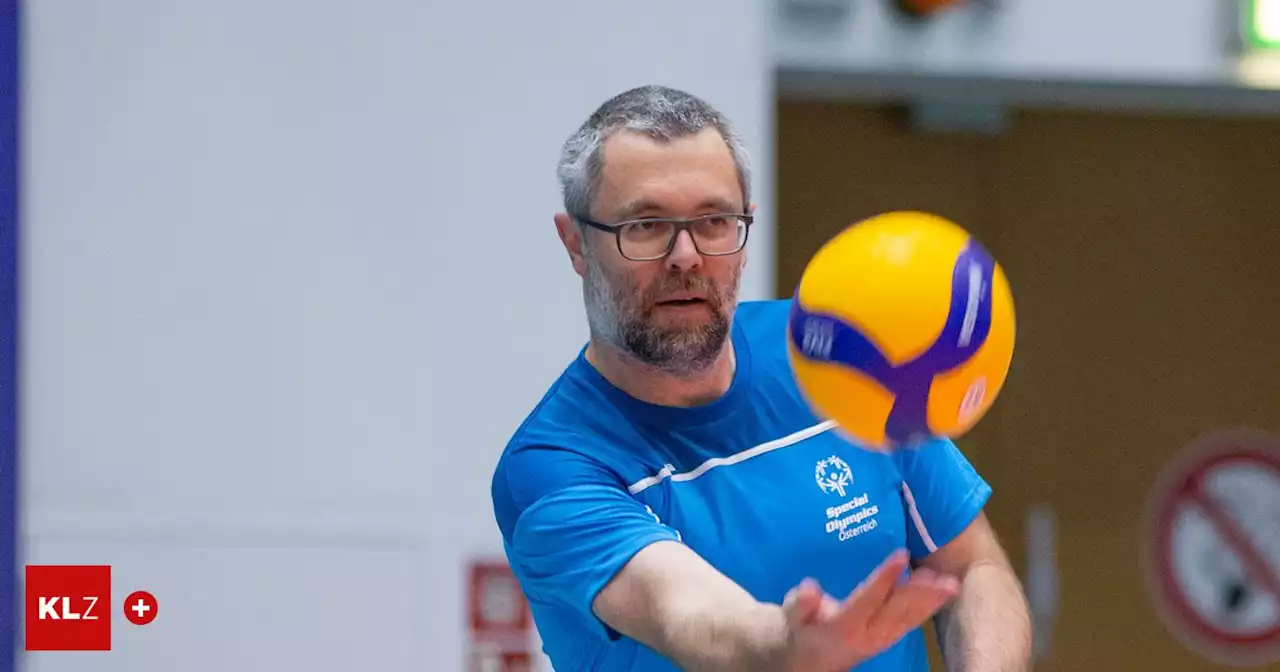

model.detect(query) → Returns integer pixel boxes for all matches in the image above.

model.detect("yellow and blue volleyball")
[786,211,1016,451]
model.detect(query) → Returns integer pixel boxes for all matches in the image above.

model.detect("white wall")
[18,1,772,669]
[776,0,1250,84]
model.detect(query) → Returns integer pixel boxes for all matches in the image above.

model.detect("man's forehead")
[600,127,731,163]
[596,129,741,217]
[612,195,742,219]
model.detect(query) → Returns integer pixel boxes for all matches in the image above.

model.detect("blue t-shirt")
[491,299,991,671]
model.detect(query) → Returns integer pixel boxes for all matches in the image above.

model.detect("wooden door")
[776,100,1280,671]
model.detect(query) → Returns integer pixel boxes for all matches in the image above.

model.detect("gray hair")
[556,85,753,219]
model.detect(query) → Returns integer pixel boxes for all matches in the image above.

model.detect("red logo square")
[25,565,112,651]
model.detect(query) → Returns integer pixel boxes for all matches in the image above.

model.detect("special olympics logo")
[815,456,853,497]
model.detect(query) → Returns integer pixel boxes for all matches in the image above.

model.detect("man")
[490,85,1032,671]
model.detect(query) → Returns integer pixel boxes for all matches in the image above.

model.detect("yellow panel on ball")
[786,338,896,449]
[794,211,972,365]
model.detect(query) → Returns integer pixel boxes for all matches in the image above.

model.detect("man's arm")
[497,448,793,671]
[596,541,962,672]
[592,540,792,672]
[917,512,1032,672]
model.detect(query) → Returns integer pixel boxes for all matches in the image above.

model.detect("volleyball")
[786,211,1016,451]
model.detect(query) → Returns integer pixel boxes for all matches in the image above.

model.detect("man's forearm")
[657,602,793,672]
[936,560,1032,672]
[592,541,798,672]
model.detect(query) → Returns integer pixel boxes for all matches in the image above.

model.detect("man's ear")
[554,212,588,278]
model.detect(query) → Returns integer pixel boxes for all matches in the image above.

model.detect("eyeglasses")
[574,212,753,262]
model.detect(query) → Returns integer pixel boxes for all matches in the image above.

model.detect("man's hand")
[781,549,960,671]
[593,542,955,672]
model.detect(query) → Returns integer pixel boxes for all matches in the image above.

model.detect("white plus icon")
[124,590,158,625]
[131,598,151,619]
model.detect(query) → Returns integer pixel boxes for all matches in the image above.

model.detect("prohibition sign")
[1143,428,1280,667]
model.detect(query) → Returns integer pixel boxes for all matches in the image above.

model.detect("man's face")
[563,128,748,376]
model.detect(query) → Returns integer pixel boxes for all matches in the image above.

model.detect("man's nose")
[665,230,702,271]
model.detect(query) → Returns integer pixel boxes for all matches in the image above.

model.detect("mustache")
[644,274,719,303]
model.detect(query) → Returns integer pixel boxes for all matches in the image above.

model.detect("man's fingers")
[784,578,825,625]
[864,568,960,645]
[818,593,841,620]
[830,549,910,630]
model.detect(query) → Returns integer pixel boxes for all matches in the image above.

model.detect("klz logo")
[25,565,112,651]
[38,596,101,620]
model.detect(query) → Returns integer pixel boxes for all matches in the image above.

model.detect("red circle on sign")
[123,591,158,626]
[1142,428,1280,667]
[468,562,530,634]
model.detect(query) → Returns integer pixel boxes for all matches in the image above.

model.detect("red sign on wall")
[467,559,533,672]
[1143,428,1280,667]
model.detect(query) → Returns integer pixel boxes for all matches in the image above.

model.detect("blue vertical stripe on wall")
[0,0,17,668]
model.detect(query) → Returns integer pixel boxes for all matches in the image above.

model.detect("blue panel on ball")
[788,300,895,387]
[790,238,996,446]
[884,239,996,444]
[882,371,934,446]
[912,239,995,374]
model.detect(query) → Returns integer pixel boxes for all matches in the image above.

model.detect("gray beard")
[582,253,736,378]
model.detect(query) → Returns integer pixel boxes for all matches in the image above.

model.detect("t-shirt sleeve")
[491,445,682,639]
[895,437,992,561]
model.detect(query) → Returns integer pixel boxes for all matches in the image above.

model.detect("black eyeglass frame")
[573,212,754,261]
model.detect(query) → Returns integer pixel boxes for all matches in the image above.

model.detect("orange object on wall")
[894,0,965,16]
